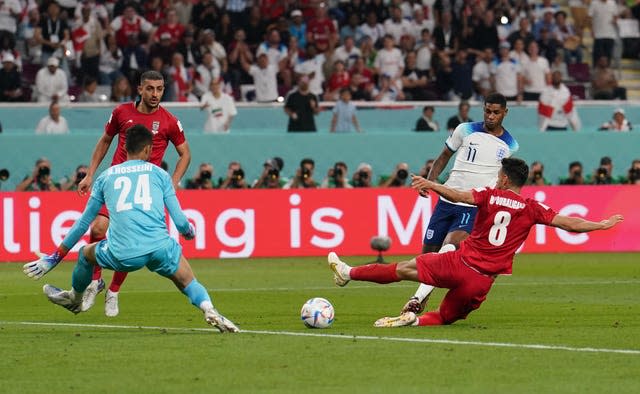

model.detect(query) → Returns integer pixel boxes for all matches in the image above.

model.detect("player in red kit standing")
[328,158,623,327]
[76,70,191,317]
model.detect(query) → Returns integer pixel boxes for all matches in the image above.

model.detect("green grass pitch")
[1,253,639,393]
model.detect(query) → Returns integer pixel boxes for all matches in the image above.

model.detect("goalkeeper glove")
[183,223,196,240]
[23,251,64,280]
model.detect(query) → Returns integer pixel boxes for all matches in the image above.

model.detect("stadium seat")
[567,63,591,83]
[566,84,586,100]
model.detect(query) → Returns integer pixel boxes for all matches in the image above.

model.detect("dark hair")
[274,157,284,171]
[484,92,507,108]
[300,158,315,168]
[569,161,582,170]
[125,124,153,154]
[83,76,97,87]
[139,70,164,85]
[423,105,434,112]
[600,156,612,165]
[458,100,470,109]
[501,158,528,187]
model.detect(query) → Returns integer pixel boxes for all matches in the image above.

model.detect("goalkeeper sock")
[350,263,399,284]
[109,271,128,292]
[413,244,456,302]
[71,247,93,293]
[89,234,105,280]
[182,279,213,311]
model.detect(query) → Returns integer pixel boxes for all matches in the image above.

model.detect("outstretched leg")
[84,215,109,311]
[168,255,239,333]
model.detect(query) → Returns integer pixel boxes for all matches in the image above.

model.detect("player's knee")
[90,217,109,239]
[395,259,418,280]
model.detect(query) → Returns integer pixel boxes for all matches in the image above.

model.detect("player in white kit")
[401,92,519,315]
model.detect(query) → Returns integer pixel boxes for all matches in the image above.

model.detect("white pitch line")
[1,321,639,356]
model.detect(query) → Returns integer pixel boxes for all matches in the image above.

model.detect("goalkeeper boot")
[374,312,417,328]
[328,252,351,287]
[43,284,82,314]
[401,295,429,314]
[105,290,119,317]
[81,279,105,312]
[205,309,240,333]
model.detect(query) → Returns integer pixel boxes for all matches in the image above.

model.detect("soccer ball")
[300,297,334,328]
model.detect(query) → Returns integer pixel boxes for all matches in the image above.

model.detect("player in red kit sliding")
[76,70,191,317]
[328,158,623,327]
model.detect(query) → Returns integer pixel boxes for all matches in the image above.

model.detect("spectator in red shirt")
[324,59,351,101]
[350,56,374,90]
[154,8,185,49]
[306,5,337,53]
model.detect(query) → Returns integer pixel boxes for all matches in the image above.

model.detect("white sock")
[413,244,457,302]
[199,300,214,313]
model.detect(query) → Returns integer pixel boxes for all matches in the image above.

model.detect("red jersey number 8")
[488,211,511,246]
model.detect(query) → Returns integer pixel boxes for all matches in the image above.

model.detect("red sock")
[109,271,128,292]
[417,311,445,326]
[89,234,106,280]
[350,263,399,284]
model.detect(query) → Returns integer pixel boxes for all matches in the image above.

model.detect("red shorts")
[97,204,109,219]
[416,250,495,324]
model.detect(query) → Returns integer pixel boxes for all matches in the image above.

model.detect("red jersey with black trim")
[459,187,558,276]
[106,102,186,166]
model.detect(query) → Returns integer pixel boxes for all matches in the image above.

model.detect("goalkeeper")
[23,124,238,333]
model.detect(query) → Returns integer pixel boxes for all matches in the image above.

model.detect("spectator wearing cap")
[374,35,404,83]
[599,108,632,132]
[415,106,439,132]
[36,100,69,134]
[538,70,581,131]
[289,9,307,48]
[284,75,320,132]
[149,32,175,68]
[194,51,221,98]
[0,53,22,101]
[533,8,558,40]
[490,41,523,102]
[154,8,185,48]
[200,77,237,133]
[384,5,412,45]
[253,158,286,189]
[534,0,560,22]
[35,56,69,103]
[242,52,278,102]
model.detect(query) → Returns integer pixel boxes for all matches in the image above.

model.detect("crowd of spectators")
[7,154,640,192]
[0,0,638,106]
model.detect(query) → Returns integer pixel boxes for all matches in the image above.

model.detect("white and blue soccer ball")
[301,297,334,329]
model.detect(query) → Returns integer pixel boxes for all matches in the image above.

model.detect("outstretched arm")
[165,194,194,239]
[23,197,102,279]
[411,174,475,205]
[172,141,191,189]
[427,146,454,182]
[550,214,623,233]
[77,132,114,195]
